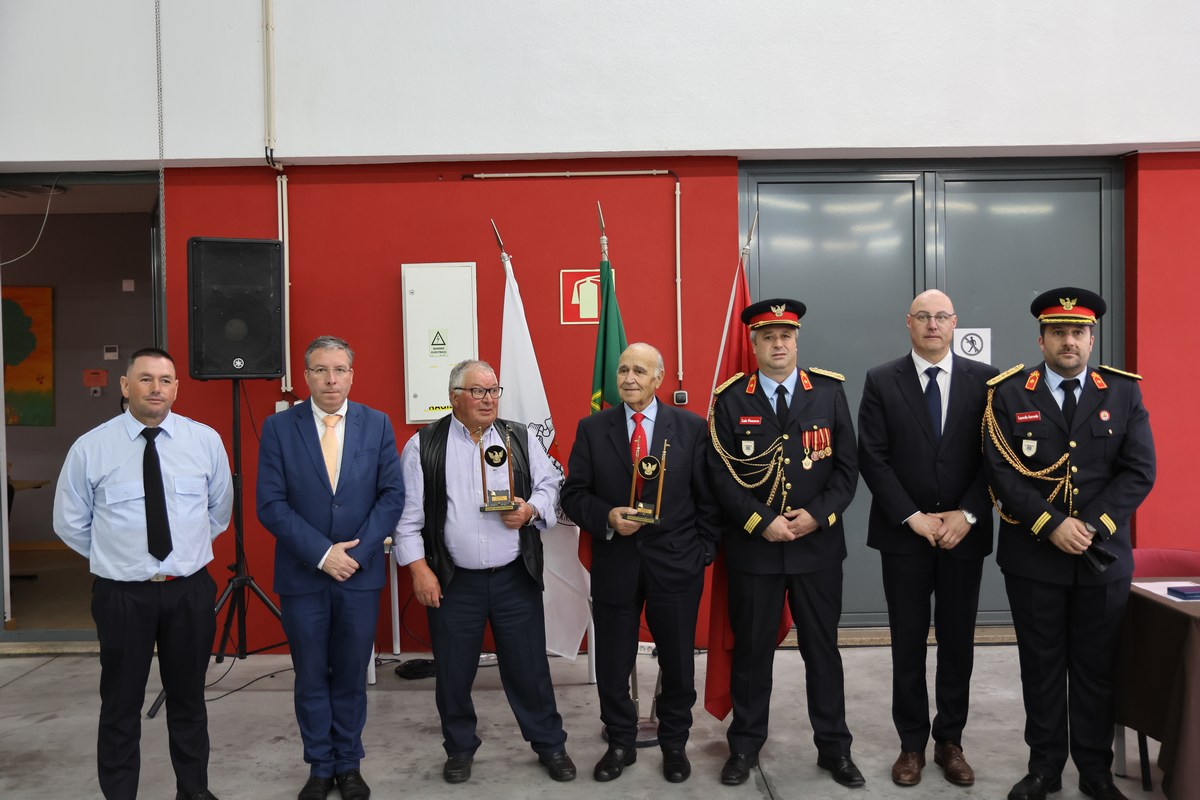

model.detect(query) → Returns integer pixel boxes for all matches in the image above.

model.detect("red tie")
[631,411,648,497]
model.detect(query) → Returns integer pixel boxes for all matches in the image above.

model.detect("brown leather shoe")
[934,742,975,786]
[891,751,925,786]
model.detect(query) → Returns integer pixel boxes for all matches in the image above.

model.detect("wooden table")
[1114,580,1200,799]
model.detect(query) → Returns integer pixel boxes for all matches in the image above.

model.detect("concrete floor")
[0,645,1165,800]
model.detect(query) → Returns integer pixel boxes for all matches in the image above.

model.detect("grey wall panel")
[741,159,1121,627]
[751,176,925,626]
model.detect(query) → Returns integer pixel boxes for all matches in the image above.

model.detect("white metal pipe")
[262,0,277,151]
[467,170,671,180]
[673,178,683,386]
[278,173,292,393]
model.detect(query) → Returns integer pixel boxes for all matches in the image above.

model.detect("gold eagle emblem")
[1060,297,1077,310]
[771,304,786,317]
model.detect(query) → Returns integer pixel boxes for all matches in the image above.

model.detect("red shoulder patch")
[1024,371,1041,391]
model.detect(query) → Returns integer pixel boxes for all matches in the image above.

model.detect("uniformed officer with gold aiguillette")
[983,288,1156,800]
[707,298,864,789]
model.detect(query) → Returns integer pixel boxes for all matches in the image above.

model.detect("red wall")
[1125,153,1200,549]
[164,157,740,653]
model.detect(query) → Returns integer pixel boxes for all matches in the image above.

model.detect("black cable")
[206,666,295,702]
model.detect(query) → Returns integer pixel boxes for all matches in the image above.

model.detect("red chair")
[1116,547,1200,790]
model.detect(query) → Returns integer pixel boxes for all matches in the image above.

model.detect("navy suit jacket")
[858,354,997,560]
[561,402,720,604]
[257,399,405,595]
[984,363,1155,585]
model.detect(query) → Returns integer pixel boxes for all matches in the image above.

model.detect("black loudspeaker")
[187,237,284,380]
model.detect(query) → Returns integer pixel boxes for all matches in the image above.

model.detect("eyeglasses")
[909,312,956,325]
[455,386,503,399]
[306,367,352,378]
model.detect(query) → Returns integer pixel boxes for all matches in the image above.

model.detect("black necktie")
[774,385,789,427]
[1061,378,1080,429]
[924,366,942,444]
[141,428,174,561]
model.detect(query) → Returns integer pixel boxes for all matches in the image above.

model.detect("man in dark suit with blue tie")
[984,289,1155,800]
[858,290,998,788]
[561,342,721,784]
[257,335,405,800]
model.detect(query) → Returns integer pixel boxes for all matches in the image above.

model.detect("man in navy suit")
[257,335,405,800]
[984,289,1155,800]
[561,343,720,784]
[858,290,997,788]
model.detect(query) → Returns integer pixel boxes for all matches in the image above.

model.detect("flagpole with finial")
[597,201,608,261]
[491,218,511,265]
[710,210,760,398]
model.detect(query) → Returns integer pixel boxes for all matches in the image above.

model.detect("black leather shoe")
[297,775,334,800]
[540,750,577,781]
[662,748,690,783]
[720,753,757,786]
[817,754,866,788]
[334,770,370,800]
[443,754,473,784]
[1007,772,1063,800]
[1080,775,1129,800]
[176,792,219,800]
[593,745,636,781]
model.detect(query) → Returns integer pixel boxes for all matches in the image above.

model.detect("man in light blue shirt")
[54,347,232,800]
[394,359,575,785]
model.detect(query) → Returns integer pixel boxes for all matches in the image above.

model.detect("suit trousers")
[592,566,704,750]
[280,584,381,777]
[1004,571,1130,781]
[726,564,852,757]
[881,550,984,751]
[427,559,567,757]
[91,570,217,800]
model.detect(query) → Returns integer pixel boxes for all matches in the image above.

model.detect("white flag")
[499,251,591,660]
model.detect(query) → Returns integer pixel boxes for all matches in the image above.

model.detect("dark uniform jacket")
[561,402,721,604]
[707,368,858,575]
[858,354,997,559]
[982,362,1156,585]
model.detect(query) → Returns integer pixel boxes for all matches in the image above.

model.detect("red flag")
[703,239,793,721]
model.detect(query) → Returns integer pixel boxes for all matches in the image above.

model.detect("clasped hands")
[908,510,971,550]
[761,508,819,542]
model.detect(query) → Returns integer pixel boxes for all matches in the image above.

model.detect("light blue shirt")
[756,369,799,410]
[1044,365,1087,411]
[53,410,234,581]
[394,415,559,570]
[624,398,659,459]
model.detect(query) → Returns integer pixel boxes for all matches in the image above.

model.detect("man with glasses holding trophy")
[393,359,576,785]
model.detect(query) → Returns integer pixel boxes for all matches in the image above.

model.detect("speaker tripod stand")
[148,379,282,718]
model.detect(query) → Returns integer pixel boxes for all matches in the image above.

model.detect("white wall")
[3,0,1199,170]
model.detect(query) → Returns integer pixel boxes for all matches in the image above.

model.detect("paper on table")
[1133,580,1199,602]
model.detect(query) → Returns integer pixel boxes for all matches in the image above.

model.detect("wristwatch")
[959,508,978,526]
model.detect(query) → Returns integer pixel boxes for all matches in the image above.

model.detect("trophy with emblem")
[624,439,670,525]
[478,427,517,512]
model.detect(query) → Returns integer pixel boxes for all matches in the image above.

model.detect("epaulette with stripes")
[714,373,744,395]
[807,367,845,382]
[1098,364,1143,381]
[987,364,1025,387]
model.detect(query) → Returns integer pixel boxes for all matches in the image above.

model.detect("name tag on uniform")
[739,416,762,425]
[1016,411,1041,423]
